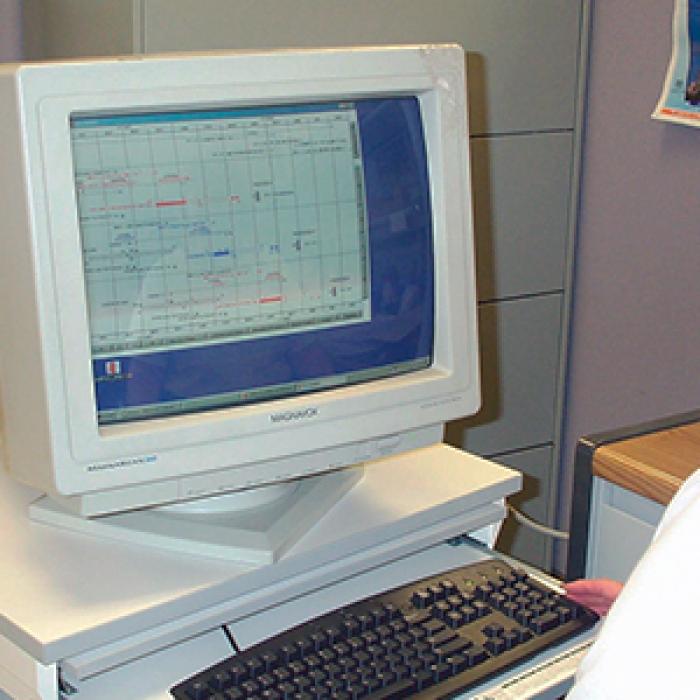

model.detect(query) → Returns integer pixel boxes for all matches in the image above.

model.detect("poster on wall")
[654,0,700,125]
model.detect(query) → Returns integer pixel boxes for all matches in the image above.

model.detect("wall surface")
[560,0,700,562]
[0,1,21,60]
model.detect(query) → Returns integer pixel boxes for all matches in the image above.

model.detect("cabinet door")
[586,478,664,581]
[446,294,562,456]
[141,0,582,135]
[471,132,574,301]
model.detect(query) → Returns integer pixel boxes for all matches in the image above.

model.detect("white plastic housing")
[0,45,480,515]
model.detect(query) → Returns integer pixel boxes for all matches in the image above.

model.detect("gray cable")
[508,504,570,540]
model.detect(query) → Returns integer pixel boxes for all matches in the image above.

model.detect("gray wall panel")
[446,294,562,455]
[472,132,573,301]
[142,0,582,135]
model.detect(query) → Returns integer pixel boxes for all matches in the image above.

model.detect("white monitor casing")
[0,46,480,527]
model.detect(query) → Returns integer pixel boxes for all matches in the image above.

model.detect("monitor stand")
[28,444,522,568]
[29,467,361,565]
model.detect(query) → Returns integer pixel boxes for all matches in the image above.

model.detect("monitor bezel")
[14,47,479,497]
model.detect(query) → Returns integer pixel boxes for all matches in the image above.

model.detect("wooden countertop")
[592,421,700,505]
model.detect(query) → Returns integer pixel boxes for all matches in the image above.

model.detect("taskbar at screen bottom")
[97,357,432,425]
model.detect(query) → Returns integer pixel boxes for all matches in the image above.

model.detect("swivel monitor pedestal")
[30,466,360,565]
[29,444,521,569]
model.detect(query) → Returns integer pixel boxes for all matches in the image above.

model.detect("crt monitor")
[0,45,480,562]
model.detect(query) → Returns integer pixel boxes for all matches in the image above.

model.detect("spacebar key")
[376,679,418,699]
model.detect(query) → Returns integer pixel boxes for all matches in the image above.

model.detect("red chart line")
[156,199,188,208]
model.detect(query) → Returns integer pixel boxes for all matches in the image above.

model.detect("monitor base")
[29,467,362,565]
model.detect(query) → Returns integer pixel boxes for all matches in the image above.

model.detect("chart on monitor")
[72,102,371,358]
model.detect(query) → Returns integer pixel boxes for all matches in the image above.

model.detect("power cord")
[507,504,570,541]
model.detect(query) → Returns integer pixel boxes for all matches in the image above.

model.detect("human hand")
[564,578,623,616]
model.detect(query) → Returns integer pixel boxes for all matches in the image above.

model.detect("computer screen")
[75,98,434,425]
[0,45,480,561]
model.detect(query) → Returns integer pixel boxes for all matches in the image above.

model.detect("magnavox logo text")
[269,407,319,423]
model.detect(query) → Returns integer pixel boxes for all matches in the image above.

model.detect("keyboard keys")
[410,589,431,609]
[342,617,361,637]
[556,605,573,623]
[445,610,463,628]
[436,637,472,659]
[414,668,435,691]
[171,558,598,700]
[183,680,208,699]
[245,657,265,678]
[382,603,401,621]
[503,630,520,649]
[530,611,561,635]
[446,594,464,609]
[446,653,468,674]
[466,645,489,666]
[432,600,451,619]
[472,601,491,617]
[516,608,535,627]
[502,602,519,618]
[224,690,245,700]
[309,632,327,651]
[210,670,233,691]
[420,619,442,636]
[427,629,457,647]
[485,636,507,655]
[476,583,494,600]
[380,678,416,698]
[461,604,478,623]
[482,622,505,637]
[356,613,374,632]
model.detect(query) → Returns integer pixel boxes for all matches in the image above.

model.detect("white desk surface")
[0,444,520,667]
